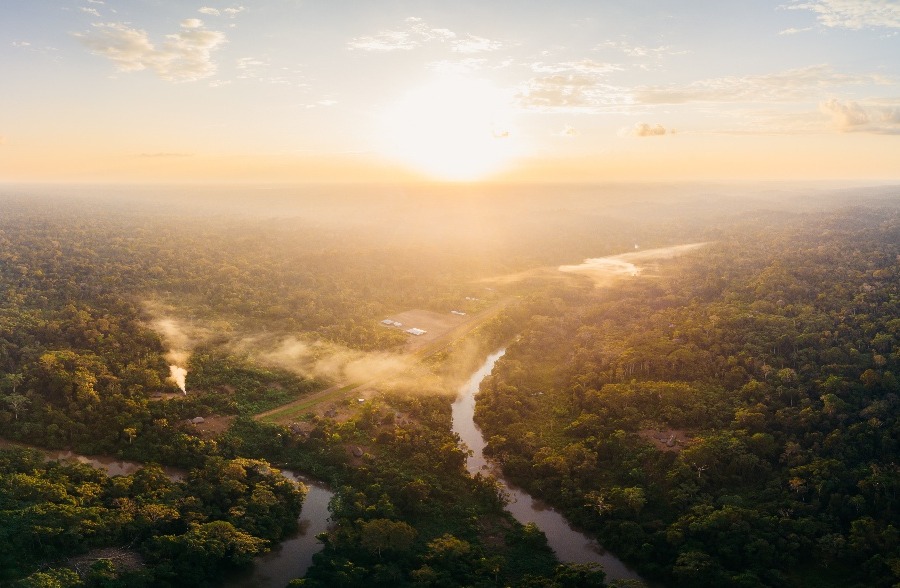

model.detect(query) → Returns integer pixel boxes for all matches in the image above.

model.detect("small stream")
[452,350,645,583]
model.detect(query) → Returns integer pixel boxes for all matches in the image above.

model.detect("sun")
[379,75,522,181]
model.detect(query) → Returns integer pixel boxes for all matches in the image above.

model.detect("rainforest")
[0,184,897,588]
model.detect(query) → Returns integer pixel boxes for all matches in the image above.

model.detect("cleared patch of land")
[381,309,468,351]
[638,428,693,453]
[189,415,234,438]
[254,382,361,424]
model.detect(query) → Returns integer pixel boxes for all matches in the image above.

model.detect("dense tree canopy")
[477,205,900,587]
[1,186,897,586]
[0,449,304,587]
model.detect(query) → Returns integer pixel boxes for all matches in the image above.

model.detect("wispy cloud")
[626,122,673,137]
[348,17,502,53]
[302,99,338,109]
[779,26,814,34]
[139,152,193,158]
[427,58,488,74]
[596,40,686,59]
[76,19,226,82]
[80,6,101,17]
[236,56,266,71]
[452,34,503,54]
[517,75,633,112]
[517,63,892,114]
[820,97,900,133]
[517,59,629,112]
[349,29,418,52]
[11,40,59,57]
[785,0,900,29]
[234,56,306,86]
[531,59,621,75]
[555,125,579,137]
[196,6,244,18]
[633,65,891,104]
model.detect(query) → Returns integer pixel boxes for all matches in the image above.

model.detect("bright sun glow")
[380,75,522,181]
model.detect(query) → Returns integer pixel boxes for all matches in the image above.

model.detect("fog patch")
[559,257,640,278]
[237,335,447,395]
[559,242,709,286]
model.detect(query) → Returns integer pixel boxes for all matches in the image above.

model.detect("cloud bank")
[76,19,226,82]
[348,17,503,54]
[556,125,579,137]
[820,98,900,133]
[630,123,671,137]
[634,65,887,105]
[787,0,900,29]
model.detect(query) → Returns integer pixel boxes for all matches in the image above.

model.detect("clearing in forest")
[381,309,468,351]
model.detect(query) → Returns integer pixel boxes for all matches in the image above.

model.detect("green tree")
[358,518,417,560]
[4,394,30,420]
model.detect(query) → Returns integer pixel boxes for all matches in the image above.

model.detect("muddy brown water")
[452,350,645,583]
[224,471,333,588]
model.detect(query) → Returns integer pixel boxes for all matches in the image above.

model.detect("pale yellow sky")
[2,1,900,183]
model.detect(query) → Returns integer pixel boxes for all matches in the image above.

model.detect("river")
[452,350,645,583]
[0,438,186,480]
[3,351,642,585]
[224,470,334,588]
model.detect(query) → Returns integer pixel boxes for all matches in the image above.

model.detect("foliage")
[0,448,304,587]
[476,204,900,586]
[3,188,898,586]
[272,389,566,587]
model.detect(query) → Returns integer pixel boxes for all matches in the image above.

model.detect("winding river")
[3,350,644,585]
[452,350,645,583]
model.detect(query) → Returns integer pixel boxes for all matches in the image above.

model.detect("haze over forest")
[2,1,900,588]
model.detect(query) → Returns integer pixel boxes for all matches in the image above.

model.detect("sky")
[1,0,899,183]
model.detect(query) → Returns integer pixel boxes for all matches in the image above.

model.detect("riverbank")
[225,471,333,588]
[0,437,186,480]
[452,350,646,584]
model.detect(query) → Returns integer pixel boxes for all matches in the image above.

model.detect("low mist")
[559,242,709,286]
[239,336,449,396]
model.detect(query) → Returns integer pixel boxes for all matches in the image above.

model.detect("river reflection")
[224,470,334,588]
[452,350,645,583]
[0,439,185,480]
